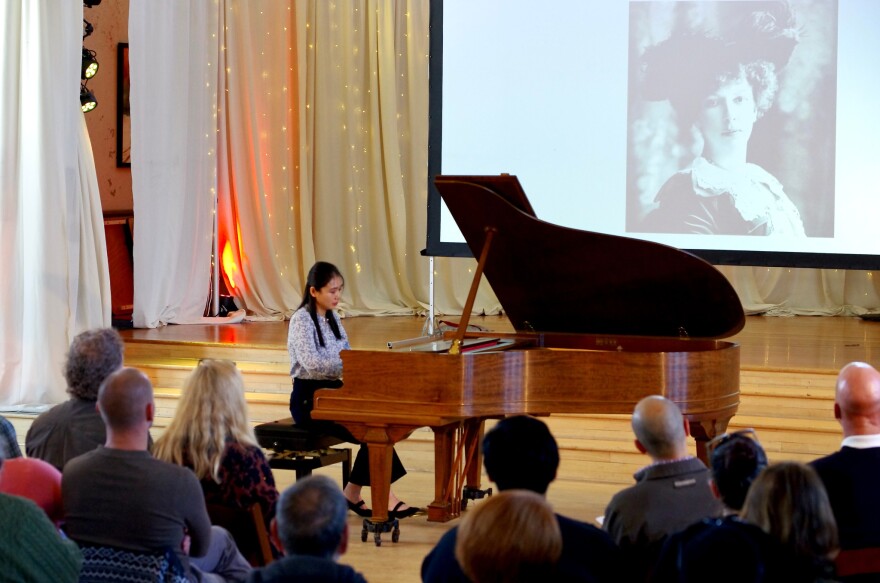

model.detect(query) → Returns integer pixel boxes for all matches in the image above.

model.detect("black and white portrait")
[626,1,838,237]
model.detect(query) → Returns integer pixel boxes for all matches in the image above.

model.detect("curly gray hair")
[65,328,124,400]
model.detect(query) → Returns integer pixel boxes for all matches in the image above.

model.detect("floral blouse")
[287,307,350,381]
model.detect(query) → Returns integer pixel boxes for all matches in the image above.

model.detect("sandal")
[346,499,372,517]
[389,501,419,519]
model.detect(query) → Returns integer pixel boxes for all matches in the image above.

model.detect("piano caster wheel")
[361,517,400,547]
[462,485,493,510]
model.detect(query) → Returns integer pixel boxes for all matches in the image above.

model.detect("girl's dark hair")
[298,261,344,347]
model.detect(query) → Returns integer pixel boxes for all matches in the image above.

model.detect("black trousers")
[290,378,406,487]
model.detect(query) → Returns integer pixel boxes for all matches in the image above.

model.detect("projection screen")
[426,0,880,269]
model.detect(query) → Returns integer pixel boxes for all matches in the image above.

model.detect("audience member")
[0,414,22,459]
[651,430,797,582]
[0,456,81,582]
[246,475,367,583]
[26,328,124,469]
[741,462,839,582]
[455,489,563,583]
[62,367,252,582]
[811,362,880,551]
[421,415,622,583]
[0,455,64,524]
[603,395,722,580]
[154,359,279,525]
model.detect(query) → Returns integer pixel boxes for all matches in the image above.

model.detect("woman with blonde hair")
[154,359,279,522]
[454,490,563,583]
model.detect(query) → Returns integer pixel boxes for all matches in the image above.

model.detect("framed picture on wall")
[116,43,131,168]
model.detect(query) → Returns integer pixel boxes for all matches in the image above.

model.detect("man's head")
[834,362,880,437]
[482,416,559,494]
[65,328,124,400]
[710,432,768,512]
[97,367,154,434]
[272,475,348,559]
[631,395,689,461]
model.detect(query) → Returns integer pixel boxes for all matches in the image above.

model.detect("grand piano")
[311,175,745,543]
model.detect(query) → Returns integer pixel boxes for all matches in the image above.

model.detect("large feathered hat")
[640,1,800,103]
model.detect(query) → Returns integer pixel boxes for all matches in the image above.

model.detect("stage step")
[123,339,287,365]
[125,356,291,393]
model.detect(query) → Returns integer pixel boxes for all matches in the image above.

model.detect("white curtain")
[721,266,880,316]
[0,2,111,408]
[128,2,219,327]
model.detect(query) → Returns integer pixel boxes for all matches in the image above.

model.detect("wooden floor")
[8,314,880,582]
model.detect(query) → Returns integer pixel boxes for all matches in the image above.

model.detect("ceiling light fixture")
[81,48,99,79]
[80,83,97,113]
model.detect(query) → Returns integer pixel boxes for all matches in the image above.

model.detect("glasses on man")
[706,428,760,459]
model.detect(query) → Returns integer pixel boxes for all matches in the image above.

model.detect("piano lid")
[434,175,745,339]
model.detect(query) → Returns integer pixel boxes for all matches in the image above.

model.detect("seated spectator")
[0,455,63,524]
[0,414,22,459]
[811,362,880,551]
[742,462,839,582]
[652,430,798,582]
[455,489,563,583]
[0,456,81,581]
[247,474,366,583]
[62,367,252,582]
[422,415,622,583]
[603,395,723,580]
[153,359,279,525]
[26,328,124,470]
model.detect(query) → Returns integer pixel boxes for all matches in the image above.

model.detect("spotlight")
[81,48,98,79]
[80,83,97,113]
[83,0,102,7]
[82,19,94,39]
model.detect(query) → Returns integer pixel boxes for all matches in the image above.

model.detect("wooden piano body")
[312,175,745,524]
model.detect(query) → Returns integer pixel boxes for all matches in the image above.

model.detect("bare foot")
[388,490,411,512]
[344,482,366,506]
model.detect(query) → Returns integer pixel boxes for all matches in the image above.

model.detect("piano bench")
[254,418,352,484]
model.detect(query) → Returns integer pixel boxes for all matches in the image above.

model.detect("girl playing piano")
[287,261,417,519]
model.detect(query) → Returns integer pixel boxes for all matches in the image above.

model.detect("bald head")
[632,395,688,460]
[835,362,880,436]
[97,367,154,433]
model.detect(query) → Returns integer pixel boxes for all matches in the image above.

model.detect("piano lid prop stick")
[450,226,497,355]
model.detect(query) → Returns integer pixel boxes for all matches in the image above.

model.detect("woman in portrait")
[639,2,807,236]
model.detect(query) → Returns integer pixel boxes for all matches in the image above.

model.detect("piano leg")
[363,425,395,524]
[688,415,734,464]
[428,423,459,522]
[343,423,415,545]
